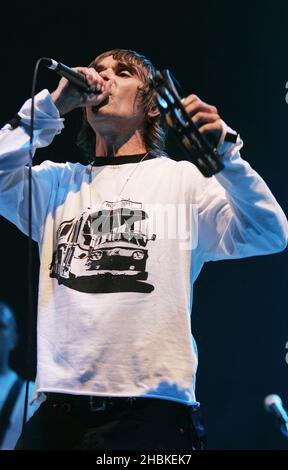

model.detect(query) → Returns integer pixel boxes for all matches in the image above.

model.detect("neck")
[94,128,147,157]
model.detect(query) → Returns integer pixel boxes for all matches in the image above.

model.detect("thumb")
[85,79,113,106]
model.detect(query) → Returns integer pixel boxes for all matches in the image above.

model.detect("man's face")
[86,55,146,132]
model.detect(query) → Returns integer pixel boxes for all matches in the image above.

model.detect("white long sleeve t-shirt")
[0,90,287,405]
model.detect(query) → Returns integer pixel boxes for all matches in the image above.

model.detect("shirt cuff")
[217,119,243,160]
[17,89,65,133]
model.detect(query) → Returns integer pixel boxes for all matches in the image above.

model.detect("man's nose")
[99,68,114,80]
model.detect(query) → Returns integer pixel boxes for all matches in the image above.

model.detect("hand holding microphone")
[46,59,113,116]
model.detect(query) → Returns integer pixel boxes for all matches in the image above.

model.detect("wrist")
[51,90,73,116]
[217,119,243,159]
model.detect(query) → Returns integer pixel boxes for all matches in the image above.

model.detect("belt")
[45,393,189,414]
[46,393,140,412]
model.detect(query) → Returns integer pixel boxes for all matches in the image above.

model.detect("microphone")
[264,394,288,437]
[43,58,100,94]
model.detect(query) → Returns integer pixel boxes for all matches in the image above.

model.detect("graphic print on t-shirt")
[49,199,156,293]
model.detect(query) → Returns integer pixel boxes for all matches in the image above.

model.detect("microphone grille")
[264,394,282,410]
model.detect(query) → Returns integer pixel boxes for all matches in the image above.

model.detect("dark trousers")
[15,394,202,450]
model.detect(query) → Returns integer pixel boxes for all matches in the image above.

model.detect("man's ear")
[148,105,161,119]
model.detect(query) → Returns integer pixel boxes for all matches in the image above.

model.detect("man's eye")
[119,71,131,77]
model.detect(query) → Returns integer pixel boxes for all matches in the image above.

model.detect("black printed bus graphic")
[50,201,156,286]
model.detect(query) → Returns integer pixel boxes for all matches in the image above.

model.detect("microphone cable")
[21,57,48,434]
[20,57,95,435]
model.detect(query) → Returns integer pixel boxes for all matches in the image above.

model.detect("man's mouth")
[92,96,110,113]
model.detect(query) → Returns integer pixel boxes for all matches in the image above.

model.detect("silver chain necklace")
[87,151,150,253]
[89,151,149,206]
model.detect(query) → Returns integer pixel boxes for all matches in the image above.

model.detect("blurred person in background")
[0,302,38,450]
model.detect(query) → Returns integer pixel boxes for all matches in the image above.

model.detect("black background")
[0,0,287,449]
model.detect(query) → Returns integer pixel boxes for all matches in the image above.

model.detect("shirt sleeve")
[0,89,65,242]
[187,121,288,262]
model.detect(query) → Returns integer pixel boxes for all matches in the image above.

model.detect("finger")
[183,100,218,118]
[198,120,222,133]
[198,121,223,144]
[87,68,106,91]
[73,67,106,91]
[192,112,220,127]
[181,94,216,110]
[84,79,113,106]
[181,94,199,106]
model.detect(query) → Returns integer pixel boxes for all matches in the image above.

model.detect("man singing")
[0,49,287,450]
